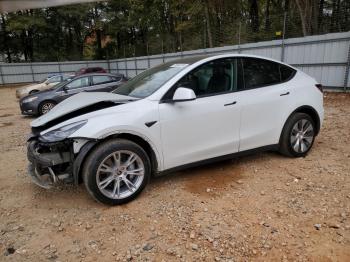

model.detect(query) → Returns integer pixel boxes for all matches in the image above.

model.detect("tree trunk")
[96,29,102,59]
[249,0,259,33]
[335,0,341,31]
[21,30,28,62]
[265,0,271,31]
[94,6,103,59]
[203,0,213,48]
[318,0,325,32]
[295,0,317,36]
[1,14,12,63]
[284,0,290,12]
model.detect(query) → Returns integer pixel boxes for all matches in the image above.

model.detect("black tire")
[29,90,39,94]
[279,112,316,157]
[83,139,151,205]
[38,101,56,115]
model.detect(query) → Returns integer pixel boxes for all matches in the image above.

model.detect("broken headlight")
[40,120,87,142]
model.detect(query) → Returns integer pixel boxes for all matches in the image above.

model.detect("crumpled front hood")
[31,92,135,128]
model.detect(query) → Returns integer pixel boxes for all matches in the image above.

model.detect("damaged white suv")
[27,54,324,205]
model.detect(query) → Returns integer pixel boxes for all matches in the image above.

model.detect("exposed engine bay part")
[27,138,96,188]
[73,139,90,153]
[28,164,71,189]
[27,140,71,166]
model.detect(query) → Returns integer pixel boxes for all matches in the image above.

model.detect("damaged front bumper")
[27,138,96,189]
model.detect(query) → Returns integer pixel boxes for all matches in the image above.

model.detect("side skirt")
[156,144,279,176]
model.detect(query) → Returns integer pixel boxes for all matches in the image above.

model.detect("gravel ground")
[0,86,349,261]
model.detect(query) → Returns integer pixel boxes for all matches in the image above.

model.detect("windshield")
[38,77,48,83]
[112,62,188,98]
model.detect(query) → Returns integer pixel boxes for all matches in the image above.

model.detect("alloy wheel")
[96,150,145,200]
[290,119,314,153]
[41,102,55,114]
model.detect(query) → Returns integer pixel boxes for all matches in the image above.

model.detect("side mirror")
[62,86,68,93]
[172,87,196,102]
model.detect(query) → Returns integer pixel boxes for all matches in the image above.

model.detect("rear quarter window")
[280,64,296,81]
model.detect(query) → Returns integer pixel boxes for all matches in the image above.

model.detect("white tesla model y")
[27,54,324,205]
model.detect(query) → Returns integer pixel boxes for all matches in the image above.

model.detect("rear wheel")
[83,139,151,205]
[39,101,56,115]
[279,113,316,157]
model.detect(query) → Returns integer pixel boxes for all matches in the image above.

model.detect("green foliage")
[0,0,349,62]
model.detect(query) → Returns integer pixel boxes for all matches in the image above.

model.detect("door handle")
[224,101,237,106]
[280,92,290,96]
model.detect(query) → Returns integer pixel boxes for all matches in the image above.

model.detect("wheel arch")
[292,105,321,136]
[281,105,321,142]
[112,133,159,174]
[75,132,160,183]
[29,89,39,94]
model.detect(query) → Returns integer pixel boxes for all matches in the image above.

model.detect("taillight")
[315,84,323,93]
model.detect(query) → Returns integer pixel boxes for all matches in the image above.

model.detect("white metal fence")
[0,31,349,90]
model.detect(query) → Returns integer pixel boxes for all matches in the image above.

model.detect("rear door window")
[241,58,281,89]
[92,75,112,85]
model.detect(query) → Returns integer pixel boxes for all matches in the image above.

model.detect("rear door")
[235,57,295,151]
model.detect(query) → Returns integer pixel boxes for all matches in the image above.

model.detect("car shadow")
[26,150,282,208]
[149,150,282,195]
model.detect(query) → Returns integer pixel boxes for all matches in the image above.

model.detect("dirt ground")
[0,87,349,262]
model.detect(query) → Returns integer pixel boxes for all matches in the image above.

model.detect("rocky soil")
[0,87,349,261]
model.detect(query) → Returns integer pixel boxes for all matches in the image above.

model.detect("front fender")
[70,116,164,172]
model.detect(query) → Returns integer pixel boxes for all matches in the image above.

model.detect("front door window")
[66,77,89,90]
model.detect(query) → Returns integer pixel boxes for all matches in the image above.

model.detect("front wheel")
[39,101,56,115]
[279,113,316,157]
[83,139,151,205]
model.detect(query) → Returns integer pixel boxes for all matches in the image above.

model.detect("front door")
[56,76,90,102]
[159,58,241,170]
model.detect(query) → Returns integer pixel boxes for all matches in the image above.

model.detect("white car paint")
[31,92,136,127]
[32,54,324,172]
[159,92,240,169]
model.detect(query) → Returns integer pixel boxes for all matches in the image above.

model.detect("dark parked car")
[75,67,106,75]
[19,73,127,115]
